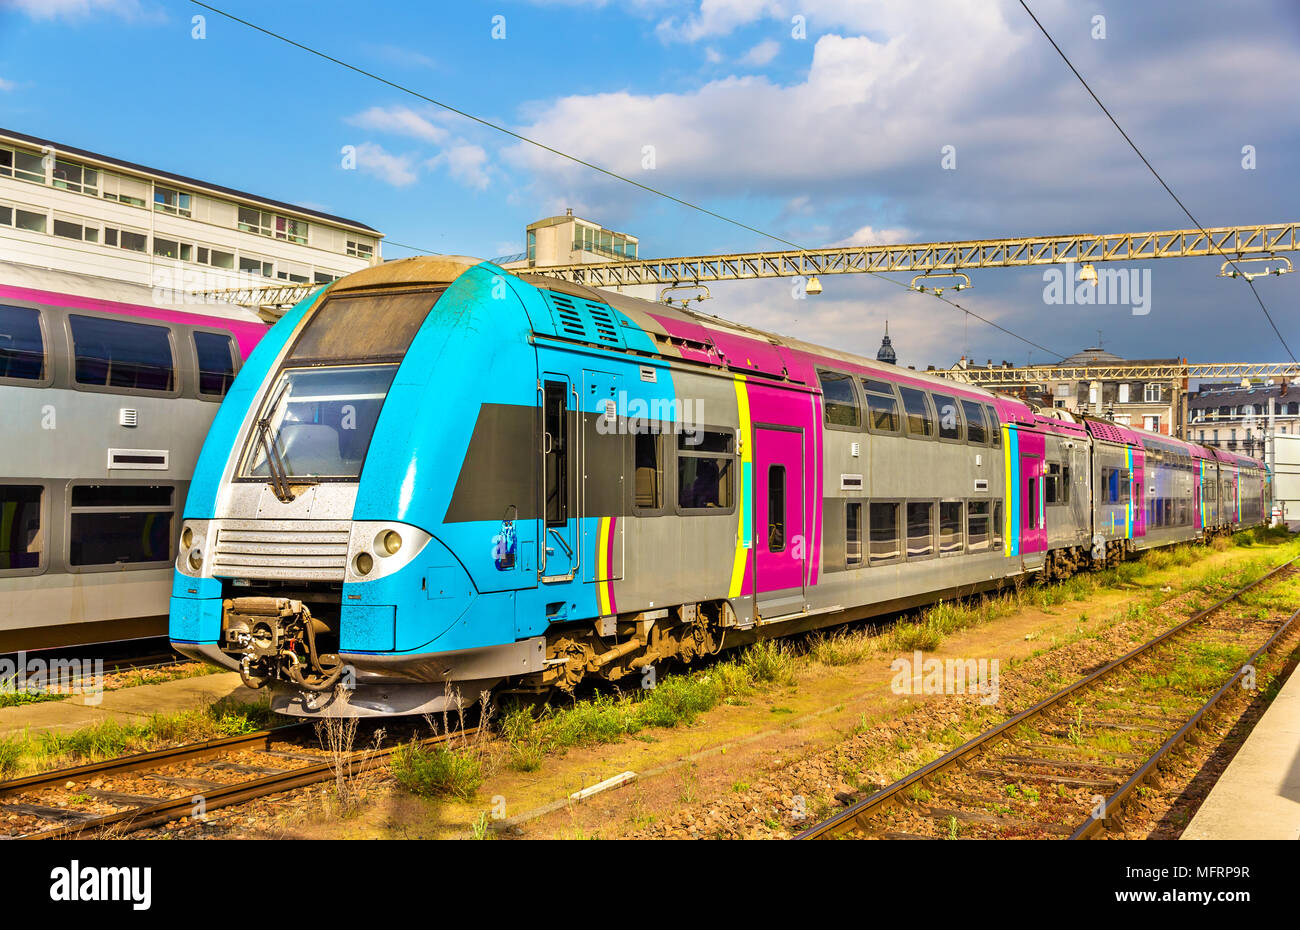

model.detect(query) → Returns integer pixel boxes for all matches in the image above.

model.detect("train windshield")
[242,363,397,481]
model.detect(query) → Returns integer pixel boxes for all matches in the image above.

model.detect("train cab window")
[985,405,1002,446]
[544,381,569,526]
[69,484,174,567]
[960,400,987,444]
[768,466,786,552]
[677,430,735,511]
[931,393,963,440]
[70,314,175,393]
[861,379,901,433]
[633,432,663,511]
[0,485,42,571]
[194,331,236,397]
[818,370,860,427]
[868,502,900,564]
[906,501,934,558]
[898,386,934,437]
[0,305,45,381]
[846,502,863,567]
[967,500,991,552]
[939,501,963,554]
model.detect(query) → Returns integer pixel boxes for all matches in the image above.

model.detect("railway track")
[796,558,1300,840]
[0,721,475,839]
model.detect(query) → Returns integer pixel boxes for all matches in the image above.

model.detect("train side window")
[846,502,863,567]
[633,432,663,511]
[0,305,45,381]
[906,501,934,558]
[677,430,735,512]
[985,405,1001,446]
[931,393,963,440]
[898,386,934,438]
[868,502,900,564]
[1119,468,1131,503]
[70,314,175,393]
[768,466,786,552]
[992,500,1004,548]
[1045,462,1070,505]
[818,370,860,428]
[861,379,901,434]
[967,500,991,551]
[194,331,236,397]
[960,400,987,444]
[939,501,963,555]
[543,381,568,527]
[68,484,174,567]
[0,485,42,571]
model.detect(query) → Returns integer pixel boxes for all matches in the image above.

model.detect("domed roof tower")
[877,321,897,365]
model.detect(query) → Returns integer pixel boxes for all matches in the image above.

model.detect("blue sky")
[1,0,1298,370]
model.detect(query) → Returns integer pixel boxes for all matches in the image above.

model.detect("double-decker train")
[1,278,263,650]
[168,256,1269,716]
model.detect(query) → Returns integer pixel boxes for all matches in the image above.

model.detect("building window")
[104,227,148,252]
[68,484,174,567]
[51,159,98,195]
[1,147,46,183]
[677,431,735,511]
[818,370,860,427]
[196,246,235,269]
[154,185,192,217]
[101,172,149,207]
[846,502,863,567]
[1144,415,1161,433]
[767,466,786,551]
[239,255,275,278]
[238,207,272,236]
[906,501,934,558]
[14,208,47,233]
[53,216,99,243]
[0,305,45,381]
[868,502,900,564]
[633,432,663,511]
[1119,383,1130,404]
[314,271,340,285]
[275,216,308,244]
[152,237,192,262]
[70,314,175,392]
[526,230,536,263]
[0,485,42,571]
[194,331,236,397]
[1089,385,1098,405]
[1144,383,1161,403]
[861,379,900,433]
[346,239,375,259]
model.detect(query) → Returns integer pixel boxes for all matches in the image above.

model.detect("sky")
[1,0,1297,370]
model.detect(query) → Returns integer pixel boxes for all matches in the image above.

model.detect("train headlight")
[380,530,402,556]
[188,547,204,572]
[355,552,374,576]
[178,521,209,577]
[181,527,193,549]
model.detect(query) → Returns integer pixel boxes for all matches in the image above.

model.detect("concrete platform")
[1182,663,1300,840]
[0,672,263,739]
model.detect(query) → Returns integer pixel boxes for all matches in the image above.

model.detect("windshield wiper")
[257,381,296,503]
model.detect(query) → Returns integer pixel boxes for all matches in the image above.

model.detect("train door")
[581,369,624,586]
[754,425,805,619]
[540,373,578,582]
[1020,449,1046,570]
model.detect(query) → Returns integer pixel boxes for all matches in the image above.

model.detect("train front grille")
[211,520,351,581]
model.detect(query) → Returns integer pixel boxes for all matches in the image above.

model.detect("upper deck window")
[70,314,174,393]
[899,386,934,437]
[194,331,236,397]
[0,305,45,381]
[862,379,900,433]
[818,370,859,427]
[931,393,963,440]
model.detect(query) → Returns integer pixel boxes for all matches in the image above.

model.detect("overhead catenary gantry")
[934,361,1300,385]
[195,221,1300,315]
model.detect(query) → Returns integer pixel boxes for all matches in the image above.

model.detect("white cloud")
[831,225,912,246]
[428,143,491,191]
[740,38,780,66]
[0,77,15,92]
[346,106,450,145]
[0,0,144,20]
[353,142,420,187]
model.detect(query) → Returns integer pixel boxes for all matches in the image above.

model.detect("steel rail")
[15,726,479,839]
[795,556,1298,840]
[0,723,312,799]
[1070,605,1300,839]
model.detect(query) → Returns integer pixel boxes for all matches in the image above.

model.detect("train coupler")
[221,596,345,693]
